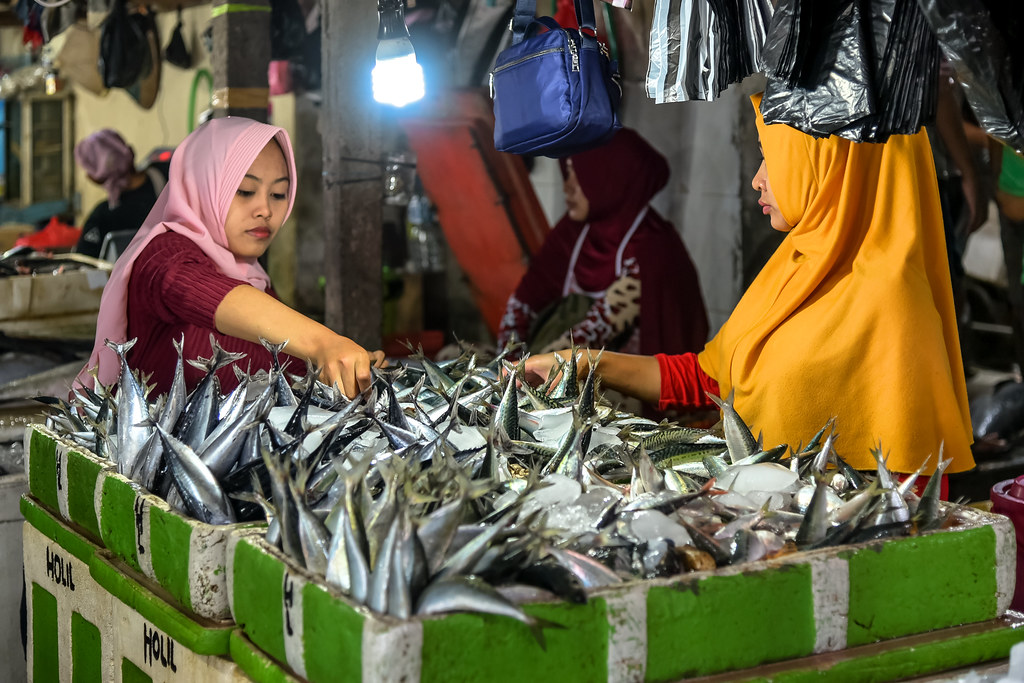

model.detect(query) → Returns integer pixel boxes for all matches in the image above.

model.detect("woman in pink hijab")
[76,117,384,397]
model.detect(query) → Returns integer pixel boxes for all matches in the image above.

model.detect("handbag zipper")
[491,45,570,98]
[490,38,581,98]
[492,47,565,75]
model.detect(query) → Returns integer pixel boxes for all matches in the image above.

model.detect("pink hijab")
[77,117,298,390]
[75,129,136,208]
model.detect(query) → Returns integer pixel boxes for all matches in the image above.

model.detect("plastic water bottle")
[405,193,445,273]
[421,202,446,273]
[405,193,429,273]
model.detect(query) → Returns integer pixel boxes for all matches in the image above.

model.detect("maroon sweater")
[126,232,295,396]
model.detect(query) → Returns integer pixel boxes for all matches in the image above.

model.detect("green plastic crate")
[95,468,263,621]
[25,423,111,543]
[228,504,1015,683]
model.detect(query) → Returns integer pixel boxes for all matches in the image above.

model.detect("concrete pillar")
[320,0,383,348]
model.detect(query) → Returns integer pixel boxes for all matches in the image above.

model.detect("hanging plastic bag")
[917,0,1024,154]
[164,6,191,69]
[646,0,772,103]
[98,0,151,89]
[759,0,939,143]
[126,11,161,109]
[759,0,875,137]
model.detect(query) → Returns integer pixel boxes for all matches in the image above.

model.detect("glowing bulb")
[372,39,425,107]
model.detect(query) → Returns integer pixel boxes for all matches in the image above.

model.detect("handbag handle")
[510,0,598,45]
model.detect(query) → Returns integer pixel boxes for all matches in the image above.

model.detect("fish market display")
[42,336,956,638]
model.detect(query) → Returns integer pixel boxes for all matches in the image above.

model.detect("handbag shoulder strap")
[573,0,596,35]
[511,0,538,44]
[511,0,597,45]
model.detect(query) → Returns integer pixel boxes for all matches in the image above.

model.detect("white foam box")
[25,423,111,544]
[95,467,262,621]
[0,268,107,322]
[91,548,244,683]
[1,473,28,683]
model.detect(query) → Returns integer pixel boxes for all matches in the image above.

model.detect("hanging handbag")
[490,0,622,158]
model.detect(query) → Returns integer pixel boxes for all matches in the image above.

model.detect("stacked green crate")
[95,466,261,621]
[25,424,111,543]
[22,496,111,682]
[229,630,304,683]
[227,505,1017,683]
[91,550,239,682]
[23,495,243,682]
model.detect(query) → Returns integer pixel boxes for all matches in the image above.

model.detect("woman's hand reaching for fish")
[315,338,387,399]
[522,350,588,388]
[214,284,385,398]
[524,349,663,404]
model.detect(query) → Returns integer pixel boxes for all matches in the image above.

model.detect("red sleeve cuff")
[656,352,720,411]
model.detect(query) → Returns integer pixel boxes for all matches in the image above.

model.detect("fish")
[42,335,975,629]
[415,575,563,648]
[153,424,236,525]
[708,390,760,464]
[105,338,153,476]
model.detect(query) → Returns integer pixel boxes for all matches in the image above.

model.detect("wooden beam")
[209,0,271,121]
[320,0,383,348]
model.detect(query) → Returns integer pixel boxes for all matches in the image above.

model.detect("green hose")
[601,3,620,67]
[188,68,214,133]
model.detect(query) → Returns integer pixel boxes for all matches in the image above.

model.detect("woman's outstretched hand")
[215,284,387,399]
[522,348,662,404]
[317,338,387,399]
[522,349,588,388]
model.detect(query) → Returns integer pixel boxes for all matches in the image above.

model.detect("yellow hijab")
[698,95,974,474]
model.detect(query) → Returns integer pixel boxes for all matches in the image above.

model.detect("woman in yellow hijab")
[524,94,974,475]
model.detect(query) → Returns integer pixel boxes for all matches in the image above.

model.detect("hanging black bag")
[164,6,191,69]
[98,0,151,89]
[270,0,307,61]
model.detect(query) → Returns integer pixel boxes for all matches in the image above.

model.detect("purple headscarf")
[74,129,136,208]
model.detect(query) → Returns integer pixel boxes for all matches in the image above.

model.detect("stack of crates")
[22,424,243,681]
[23,420,1024,682]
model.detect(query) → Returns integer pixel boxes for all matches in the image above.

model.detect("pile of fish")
[42,336,955,642]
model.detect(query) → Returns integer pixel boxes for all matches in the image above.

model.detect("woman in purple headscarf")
[74,129,169,258]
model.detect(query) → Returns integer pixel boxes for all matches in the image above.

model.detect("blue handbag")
[490,0,622,158]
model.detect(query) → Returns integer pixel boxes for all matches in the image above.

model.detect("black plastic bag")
[760,0,875,137]
[99,0,151,89]
[971,379,1024,453]
[759,0,938,143]
[288,15,321,92]
[164,6,191,69]
[916,0,1024,153]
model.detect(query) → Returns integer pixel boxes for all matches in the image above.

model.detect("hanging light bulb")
[372,0,425,107]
